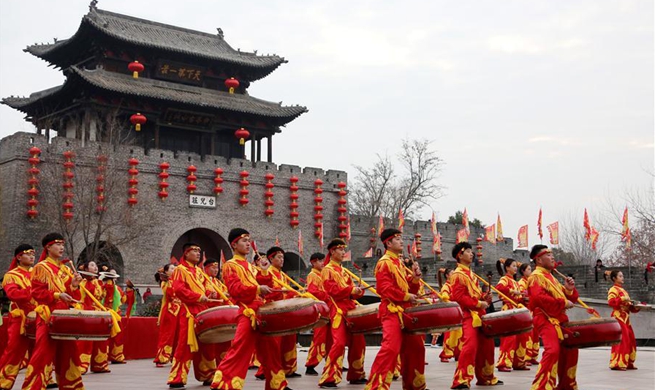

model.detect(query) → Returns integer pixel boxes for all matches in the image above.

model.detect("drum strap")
[9,308,27,335]
[242,305,257,330]
[184,304,199,352]
[386,302,405,329]
[328,297,344,329]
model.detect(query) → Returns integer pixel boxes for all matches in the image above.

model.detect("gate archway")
[171,228,231,264]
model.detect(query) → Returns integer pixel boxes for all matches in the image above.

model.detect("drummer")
[255,246,302,379]
[518,263,539,365]
[77,260,111,374]
[0,244,38,389]
[607,270,640,370]
[153,264,180,368]
[203,257,232,366]
[494,258,528,372]
[363,228,425,390]
[210,228,291,390]
[100,267,127,364]
[318,238,367,388]
[449,242,502,389]
[21,232,86,390]
[304,252,331,376]
[527,244,579,390]
[167,243,216,388]
[438,268,462,363]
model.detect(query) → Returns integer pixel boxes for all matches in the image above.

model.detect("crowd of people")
[0,229,644,390]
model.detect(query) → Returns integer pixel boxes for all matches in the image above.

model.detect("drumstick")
[343,267,380,297]
[207,299,224,303]
[400,263,446,301]
[473,272,523,308]
[552,269,600,318]
[271,274,318,300]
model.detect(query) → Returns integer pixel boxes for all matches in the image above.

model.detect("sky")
[0,0,653,250]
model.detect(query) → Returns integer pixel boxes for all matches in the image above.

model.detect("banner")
[537,208,543,240]
[398,208,405,232]
[590,227,599,251]
[583,208,591,241]
[456,228,468,243]
[363,248,373,258]
[496,213,504,242]
[484,224,496,243]
[298,229,304,256]
[346,216,351,243]
[433,233,441,253]
[547,221,559,245]
[462,208,470,234]
[517,225,529,248]
[621,207,631,249]
[377,215,385,236]
[430,211,437,236]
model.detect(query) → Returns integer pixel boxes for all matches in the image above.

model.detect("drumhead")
[482,307,528,319]
[406,302,459,313]
[197,305,239,316]
[259,297,316,314]
[563,318,617,327]
[51,309,111,318]
[347,302,380,317]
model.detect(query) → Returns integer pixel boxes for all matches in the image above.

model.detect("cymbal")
[78,271,98,277]
[99,271,120,279]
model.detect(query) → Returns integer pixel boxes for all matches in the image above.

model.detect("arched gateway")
[171,228,231,264]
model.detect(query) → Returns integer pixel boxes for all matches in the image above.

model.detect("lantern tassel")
[136,124,141,132]
[239,138,245,145]
[229,87,235,94]
[132,71,139,79]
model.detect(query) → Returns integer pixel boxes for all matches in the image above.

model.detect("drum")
[49,309,112,341]
[403,302,463,334]
[346,303,382,334]
[195,305,239,344]
[481,307,533,338]
[314,301,330,328]
[26,311,37,339]
[561,318,622,349]
[258,297,319,336]
[635,303,653,311]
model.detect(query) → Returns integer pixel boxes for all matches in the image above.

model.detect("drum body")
[481,307,533,338]
[258,297,319,336]
[403,302,463,334]
[49,309,112,341]
[26,311,37,339]
[195,305,239,344]
[314,301,330,328]
[561,318,622,349]
[346,303,382,334]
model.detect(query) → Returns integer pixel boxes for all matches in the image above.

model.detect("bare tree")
[349,138,445,219]
[558,211,612,266]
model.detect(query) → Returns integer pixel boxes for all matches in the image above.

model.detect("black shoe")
[493,380,504,386]
[111,360,127,365]
[452,384,469,389]
[255,373,265,380]
[319,382,337,388]
[202,380,212,386]
[305,366,319,376]
[349,378,367,385]
[393,374,399,380]
[341,366,348,372]
[248,365,258,370]
[285,372,302,378]
[284,388,294,390]
[169,384,185,389]
[46,384,58,389]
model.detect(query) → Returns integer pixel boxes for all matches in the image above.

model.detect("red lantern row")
[127,158,139,206]
[264,173,275,217]
[96,155,108,213]
[337,182,348,239]
[314,179,324,239]
[289,176,299,228]
[26,146,41,219]
[187,165,197,194]
[415,233,422,259]
[214,168,224,195]
[239,171,250,206]
[62,151,75,221]
[158,162,170,200]
[476,236,483,264]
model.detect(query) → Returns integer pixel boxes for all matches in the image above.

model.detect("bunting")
[363,248,373,258]
[484,224,496,244]
[517,225,529,248]
[547,221,559,245]
[496,213,504,242]
[537,208,543,241]
[398,208,405,232]
[583,208,591,241]
[377,215,385,236]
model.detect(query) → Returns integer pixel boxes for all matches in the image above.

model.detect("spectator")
[594,259,606,282]
[142,287,152,303]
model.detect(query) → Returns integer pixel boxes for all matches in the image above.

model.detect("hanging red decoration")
[128,60,145,79]
[239,171,250,206]
[62,151,75,221]
[26,146,41,219]
[127,158,139,206]
[264,173,275,217]
[415,233,422,259]
[369,227,377,249]
[225,77,240,94]
[476,236,483,264]
[314,179,324,239]
[186,165,197,194]
[158,162,170,200]
[337,182,348,238]
[289,176,299,228]
[96,155,108,213]
[234,127,250,146]
[213,168,224,195]
[130,113,147,132]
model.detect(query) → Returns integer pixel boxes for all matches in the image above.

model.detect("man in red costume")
[0,244,38,389]
[450,242,502,389]
[210,228,292,390]
[202,257,232,366]
[364,228,425,390]
[167,243,216,388]
[304,252,331,376]
[528,245,579,390]
[318,238,367,388]
[21,233,85,390]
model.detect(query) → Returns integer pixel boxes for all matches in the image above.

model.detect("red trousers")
[108,320,125,363]
[530,316,578,390]
[21,316,84,390]
[167,314,216,385]
[527,326,540,363]
[439,329,462,361]
[609,319,637,369]
[364,314,426,390]
[318,320,366,386]
[77,340,109,373]
[211,314,288,390]
[0,316,32,389]
[497,332,528,370]
[451,317,498,388]
[154,309,178,364]
[255,333,297,377]
[306,324,332,368]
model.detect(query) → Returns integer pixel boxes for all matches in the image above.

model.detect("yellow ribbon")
[10,308,27,335]
[34,305,51,322]
[549,317,564,341]
[183,306,199,352]
[108,309,122,338]
[242,307,257,330]
[387,303,405,329]
[471,311,482,328]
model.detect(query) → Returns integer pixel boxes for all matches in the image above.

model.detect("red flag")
[484,224,496,244]
[433,233,442,253]
[411,239,418,257]
[346,216,352,243]
[298,229,304,256]
[352,262,362,271]
[377,215,385,236]
[363,248,373,258]
[251,239,259,253]
[430,211,437,235]
[462,208,470,234]
[496,213,504,242]
[537,208,543,240]
[621,207,631,249]
[275,236,280,246]
[517,225,529,248]
[170,255,178,264]
[398,208,405,232]
[456,228,468,243]
[547,221,559,245]
[590,227,599,250]
[583,209,591,241]
[220,250,226,264]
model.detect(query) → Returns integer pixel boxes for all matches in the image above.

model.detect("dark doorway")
[171,228,231,265]
[77,241,124,283]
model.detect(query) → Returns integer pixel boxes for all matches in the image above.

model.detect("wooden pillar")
[210,131,216,156]
[256,136,262,162]
[154,124,160,149]
[250,131,256,163]
[267,135,273,163]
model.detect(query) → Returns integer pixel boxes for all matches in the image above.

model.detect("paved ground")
[15,346,654,389]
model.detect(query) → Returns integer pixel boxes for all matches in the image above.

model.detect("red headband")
[267,251,283,260]
[534,248,552,260]
[231,234,250,245]
[8,250,34,271]
[183,245,201,258]
[382,233,402,244]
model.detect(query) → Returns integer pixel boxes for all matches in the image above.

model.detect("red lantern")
[130,113,147,131]
[476,236,483,264]
[26,146,41,219]
[158,162,170,200]
[62,151,75,221]
[225,77,240,94]
[128,61,145,79]
[289,176,299,228]
[127,158,139,206]
[239,171,250,206]
[213,168,224,195]
[186,165,197,194]
[234,128,250,146]
[336,182,348,239]
[264,173,275,217]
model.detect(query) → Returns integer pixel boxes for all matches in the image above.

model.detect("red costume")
[78,278,110,374]
[204,273,232,366]
[608,284,639,370]
[0,265,36,389]
[103,280,126,363]
[439,282,462,362]
[154,279,180,365]
[528,266,579,390]
[305,268,332,369]
[318,260,367,387]
[495,275,527,370]
[518,276,539,364]
[210,253,288,390]
[364,250,425,390]
[21,256,84,390]
[450,263,499,389]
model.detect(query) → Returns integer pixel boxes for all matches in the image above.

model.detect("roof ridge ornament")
[216,28,224,39]
[89,0,98,11]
